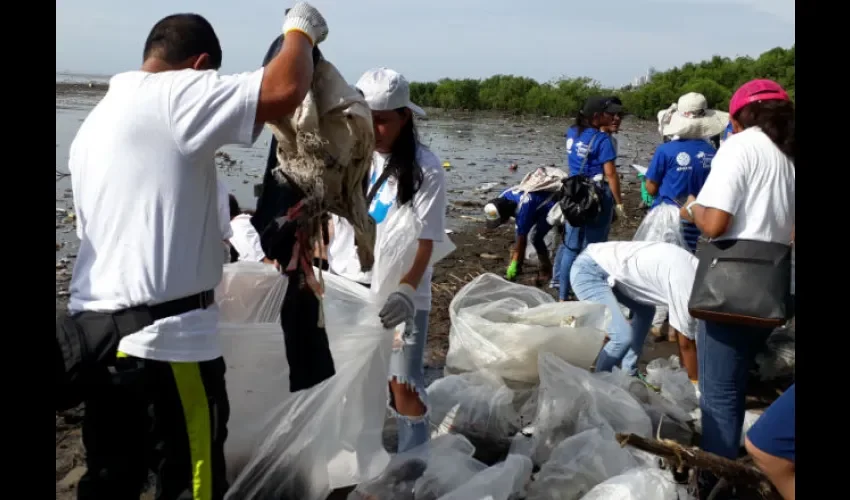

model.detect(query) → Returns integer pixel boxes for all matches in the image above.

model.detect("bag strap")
[577,132,600,177]
[366,167,394,205]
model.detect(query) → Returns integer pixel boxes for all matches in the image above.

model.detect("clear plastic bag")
[428,371,521,440]
[579,467,693,500]
[436,454,534,500]
[446,274,610,383]
[526,428,639,500]
[216,261,288,323]
[632,204,686,249]
[222,205,447,500]
[755,326,795,381]
[643,357,698,413]
[348,434,488,500]
[512,353,652,465]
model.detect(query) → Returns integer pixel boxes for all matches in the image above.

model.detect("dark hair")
[143,14,222,69]
[572,112,594,137]
[228,194,241,219]
[733,100,795,161]
[385,109,423,205]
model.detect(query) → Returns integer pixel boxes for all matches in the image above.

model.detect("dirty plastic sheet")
[511,354,652,466]
[526,428,639,500]
[348,434,488,500]
[446,274,610,383]
[222,205,441,500]
[436,454,534,500]
[632,203,686,249]
[428,371,522,440]
[579,467,694,500]
[216,261,288,323]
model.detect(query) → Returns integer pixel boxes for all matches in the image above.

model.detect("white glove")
[379,283,416,329]
[282,2,329,46]
[615,204,626,219]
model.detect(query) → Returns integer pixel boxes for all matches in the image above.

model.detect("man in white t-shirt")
[58,6,328,499]
[570,241,700,383]
[224,193,271,263]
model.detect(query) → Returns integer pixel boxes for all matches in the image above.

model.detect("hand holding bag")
[688,239,792,328]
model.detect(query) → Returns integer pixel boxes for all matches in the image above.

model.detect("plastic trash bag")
[579,467,693,500]
[216,261,288,323]
[644,357,698,413]
[632,204,686,249]
[222,205,443,500]
[526,428,639,500]
[511,354,652,466]
[756,325,795,381]
[348,434,487,500]
[428,371,521,439]
[436,454,534,500]
[525,228,558,265]
[446,274,610,383]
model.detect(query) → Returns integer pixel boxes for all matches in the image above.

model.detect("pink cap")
[729,79,790,117]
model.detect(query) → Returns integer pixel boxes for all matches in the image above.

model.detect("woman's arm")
[400,239,434,289]
[603,161,623,205]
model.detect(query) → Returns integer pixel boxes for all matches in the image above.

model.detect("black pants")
[77,354,230,500]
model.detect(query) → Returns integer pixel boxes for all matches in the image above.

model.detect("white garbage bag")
[216,261,288,323]
[511,353,652,465]
[446,274,610,383]
[579,467,693,500]
[222,205,443,500]
[428,371,521,440]
[436,454,534,500]
[348,434,488,500]
[633,204,686,249]
[524,228,558,265]
[526,428,639,500]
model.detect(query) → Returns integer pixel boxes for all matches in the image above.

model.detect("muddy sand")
[56,82,791,497]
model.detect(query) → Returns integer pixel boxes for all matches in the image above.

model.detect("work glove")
[505,261,519,281]
[283,2,329,46]
[379,283,416,329]
[615,204,626,219]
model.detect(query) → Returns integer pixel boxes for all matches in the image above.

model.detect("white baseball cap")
[355,67,426,116]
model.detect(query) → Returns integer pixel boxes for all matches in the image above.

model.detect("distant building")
[631,67,657,88]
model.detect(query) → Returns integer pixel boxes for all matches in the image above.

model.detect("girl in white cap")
[327,67,447,453]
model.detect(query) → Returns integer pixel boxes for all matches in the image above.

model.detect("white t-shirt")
[328,145,447,311]
[68,67,264,362]
[585,241,699,339]
[696,126,795,243]
[229,214,267,262]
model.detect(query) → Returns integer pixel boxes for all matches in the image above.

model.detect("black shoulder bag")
[558,132,604,227]
[688,239,793,328]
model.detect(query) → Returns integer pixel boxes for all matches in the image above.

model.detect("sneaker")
[549,279,559,289]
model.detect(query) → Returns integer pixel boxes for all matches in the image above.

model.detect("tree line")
[408,46,794,119]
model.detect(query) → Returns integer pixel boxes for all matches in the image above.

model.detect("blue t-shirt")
[646,139,716,208]
[720,122,734,143]
[564,127,617,178]
[500,188,556,237]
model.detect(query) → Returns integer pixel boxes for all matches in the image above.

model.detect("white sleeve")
[695,138,747,215]
[413,155,447,243]
[217,179,233,240]
[168,68,265,156]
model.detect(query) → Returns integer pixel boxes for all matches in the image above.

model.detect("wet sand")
[55,82,790,499]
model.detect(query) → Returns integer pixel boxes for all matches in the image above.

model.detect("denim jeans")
[558,185,614,299]
[569,253,656,374]
[389,309,430,453]
[552,242,566,286]
[698,320,772,459]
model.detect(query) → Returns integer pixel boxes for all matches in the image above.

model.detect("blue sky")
[56,0,794,87]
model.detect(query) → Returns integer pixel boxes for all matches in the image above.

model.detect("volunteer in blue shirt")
[646,92,728,253]
[719,120,734,145]
[485,187,557,285]
[557,96,624,300]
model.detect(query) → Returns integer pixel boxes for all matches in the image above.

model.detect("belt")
[148,290,215,321]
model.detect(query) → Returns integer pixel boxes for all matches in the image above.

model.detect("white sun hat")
[657,92,729,139]
[355,67,426,116]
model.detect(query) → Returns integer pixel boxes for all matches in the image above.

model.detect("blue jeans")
[389,309,430,453]
[698,320,772,459]
[558,185,614,299]
[569,253,656,374]
[552,241,566,285]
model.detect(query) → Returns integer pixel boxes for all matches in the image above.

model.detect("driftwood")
[615,432,782,500]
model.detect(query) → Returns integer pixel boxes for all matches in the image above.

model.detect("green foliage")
[407,46,794,119]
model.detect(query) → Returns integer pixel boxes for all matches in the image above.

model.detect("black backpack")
[558,132,604,227]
